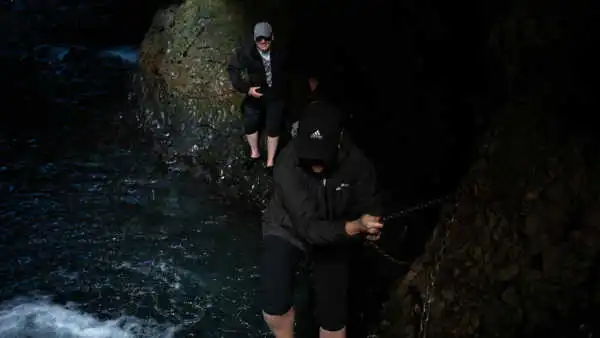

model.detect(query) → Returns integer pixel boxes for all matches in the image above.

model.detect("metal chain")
[418,199,459,338]
[381,194,452,223]
[359,193,458,338]
[364,241,410,266]
[364,194,451,266]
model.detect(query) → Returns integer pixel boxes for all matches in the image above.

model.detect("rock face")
[139,0,241,101]
[135,0,274,206]
[380,0,599,336]
[381,107,600,337]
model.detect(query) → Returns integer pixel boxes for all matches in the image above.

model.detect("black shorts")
[242,98,284,137]
[260,235,350,331]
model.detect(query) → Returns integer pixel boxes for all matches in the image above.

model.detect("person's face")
[311,164,325,173]
[308,77,319,92]
[299,158,328,176]
[255,35,273,51]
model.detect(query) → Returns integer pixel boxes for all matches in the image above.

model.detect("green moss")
[167,0,241,61]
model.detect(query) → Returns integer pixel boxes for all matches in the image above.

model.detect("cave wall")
[380,0,600,336]
[381,102,600,338]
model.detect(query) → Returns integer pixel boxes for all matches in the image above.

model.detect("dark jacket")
[262,135,383,251]
[226,38,288,105]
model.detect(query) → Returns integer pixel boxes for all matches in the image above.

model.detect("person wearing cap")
[260,101,384,337]
[227,21,288,171]
[290,75,322,138]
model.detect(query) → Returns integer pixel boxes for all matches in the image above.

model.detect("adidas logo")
[309,129,323,140]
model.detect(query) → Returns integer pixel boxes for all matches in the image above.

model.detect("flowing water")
[0,5,271,337]
[0,137,268,337]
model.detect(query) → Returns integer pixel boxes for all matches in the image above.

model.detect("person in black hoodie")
[290,72,350,139]
[290,74,322,138]
[261,101,384,338]
[227,22,288,171]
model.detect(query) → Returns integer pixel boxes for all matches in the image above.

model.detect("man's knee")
[265,101,284,137]
[313,249,350,331]
[314,282,348,330]
[262,299,294,318]
[261,236,301,321]
[320,326,347,337]
[317,306,347,332]
[242,104,263,135]
[265,125,281,138]
[263,307,294,326]
[263,308,295,336]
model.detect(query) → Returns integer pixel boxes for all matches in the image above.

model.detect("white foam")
[100,46,139,64]
[0,297,179,338]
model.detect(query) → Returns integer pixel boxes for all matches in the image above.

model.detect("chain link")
[418,198,459,338]
[360,192,460,338]
[381,194,452,223]
[364,241,410,266]
[364,194,451,267]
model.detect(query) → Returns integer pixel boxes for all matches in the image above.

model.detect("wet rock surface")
[380,0,600,336]
[381,106,600,337]
[135,0,276,209]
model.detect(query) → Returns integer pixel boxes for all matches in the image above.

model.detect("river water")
[0,139,267,337]
[0,5,273,337]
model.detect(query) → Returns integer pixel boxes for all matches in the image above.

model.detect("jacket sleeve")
[274,163,350,245]
[226,46,250,94]
[353,156,383,217]
[265,48,292,103]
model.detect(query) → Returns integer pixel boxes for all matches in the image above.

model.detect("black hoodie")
[262,134,383,251]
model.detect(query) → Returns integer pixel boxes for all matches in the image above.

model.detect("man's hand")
[360,214,382,234]
[345,214,383,237]
[365,233,381,241]
[248,86,263,98]
[362,215,383,241]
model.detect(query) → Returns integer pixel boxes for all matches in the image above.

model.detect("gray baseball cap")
[253,22,273,39]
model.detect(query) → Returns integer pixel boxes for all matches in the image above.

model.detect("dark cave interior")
[113,0,597,334]
[4,0,597,336]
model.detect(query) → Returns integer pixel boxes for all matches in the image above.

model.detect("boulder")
[135,0,272,207]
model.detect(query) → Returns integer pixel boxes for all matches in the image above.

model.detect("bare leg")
[319,327,346,338]
[263,308,295,338]
[266,136,279,167]
[246,132,260,159]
